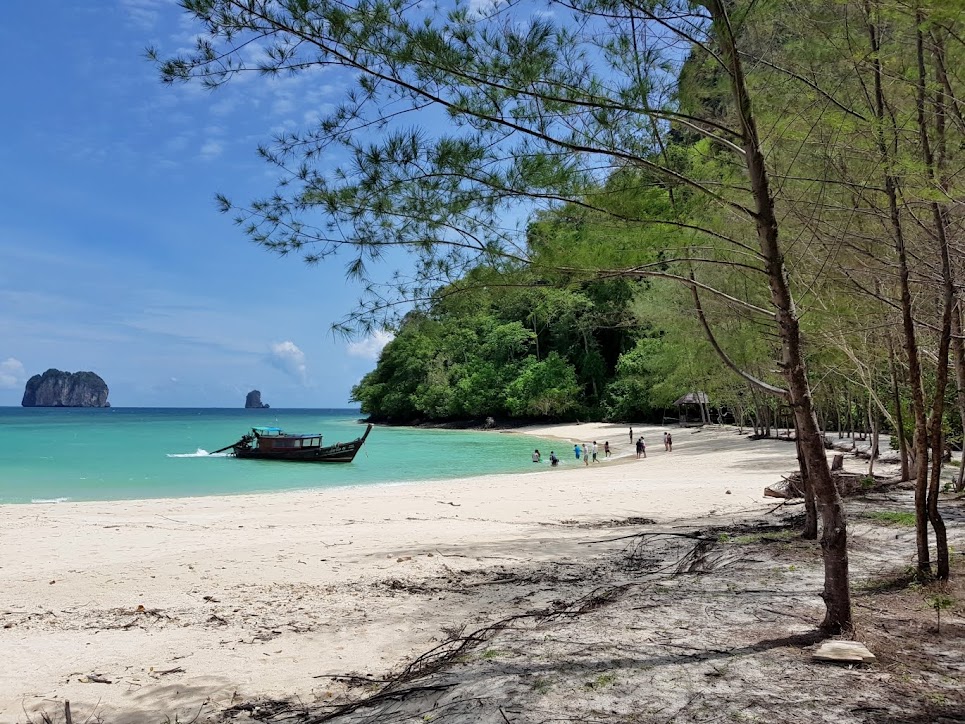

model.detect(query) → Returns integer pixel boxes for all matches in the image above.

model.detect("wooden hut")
[674,392,710,426]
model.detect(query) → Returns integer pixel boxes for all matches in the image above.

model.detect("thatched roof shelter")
[673,392,709,406]
[674,391,709,425]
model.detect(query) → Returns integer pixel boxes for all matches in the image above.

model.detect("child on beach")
[604,441,610,458]
[666,433,673,452]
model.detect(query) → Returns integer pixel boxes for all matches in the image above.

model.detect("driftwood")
[765,470,891,499]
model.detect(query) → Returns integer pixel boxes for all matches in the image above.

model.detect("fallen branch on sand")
[232,534,728,723]
[764,470,895,499]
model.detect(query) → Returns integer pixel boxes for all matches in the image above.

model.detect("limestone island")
[22,369,110,407]
[245,390,270,409]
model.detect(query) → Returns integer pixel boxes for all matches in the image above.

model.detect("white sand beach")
[0,424,844,722]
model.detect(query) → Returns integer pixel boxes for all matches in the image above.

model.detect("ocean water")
[0,408,565,504]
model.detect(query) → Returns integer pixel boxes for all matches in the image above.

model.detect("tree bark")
[917,16,950,580]
[950,301,965,493]
[868,396,879,477]
[795,424,818,539]
[865,2,930,577]
[889,337,911,481]
[709,0,850,631]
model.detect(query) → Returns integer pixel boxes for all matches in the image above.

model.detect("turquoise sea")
[0,408,563,504]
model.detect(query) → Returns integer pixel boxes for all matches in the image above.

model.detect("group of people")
[535,430,673,466]
[532,449,560,466]
[632,429,672,459]
[573,440,610,464]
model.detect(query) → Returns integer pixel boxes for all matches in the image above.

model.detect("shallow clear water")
[0,408,566,504]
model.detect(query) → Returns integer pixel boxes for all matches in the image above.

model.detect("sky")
[0,0,402,408]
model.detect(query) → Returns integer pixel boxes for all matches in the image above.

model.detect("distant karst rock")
[22,369,110,408]
[245,390,270,409]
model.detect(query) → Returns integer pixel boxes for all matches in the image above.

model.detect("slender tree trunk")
[865,2,930,577]
[796,423,818,539]
[889,338,911,481]
[950,301,965,493]
[847,388,854,442]
[710,0,850,631]
[832,380,843,439]
[917,16,951,580]
[868,397,879,477]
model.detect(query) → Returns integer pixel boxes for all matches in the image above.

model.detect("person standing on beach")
[574,444,581,460]
[635,437,643,459]
[591,441,598,463]
[582,443,589,465]
[604,441,610,458]
[666,433,673,452]
[532,449,541,463]
[629,427,633,443]
[640,436,647,458]
[663,432,669,451]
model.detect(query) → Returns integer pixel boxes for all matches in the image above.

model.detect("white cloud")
[119,0,166,29]
[468,0,504,17]
[347,331,394,360]
[199,140,223,160]
[268,341,309,385]
[0,358,26,390]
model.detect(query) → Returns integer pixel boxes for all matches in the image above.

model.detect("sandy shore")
[0,423,806,722]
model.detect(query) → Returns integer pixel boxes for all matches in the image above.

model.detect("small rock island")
[245,390,270,409]
[22,369,110,407]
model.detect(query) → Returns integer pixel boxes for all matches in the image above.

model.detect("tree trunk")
[710,0,850,631]
[868,396,879,478]
[846,387,853,441]
[796,425,818,539]
[865,4,930,577]
[950,301,965,493]
[889,337,911,481]
[917,18,951,580]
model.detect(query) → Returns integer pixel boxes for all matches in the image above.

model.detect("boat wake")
[167,448,231,458]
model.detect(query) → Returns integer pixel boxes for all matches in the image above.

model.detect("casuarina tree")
[153,0,853,630]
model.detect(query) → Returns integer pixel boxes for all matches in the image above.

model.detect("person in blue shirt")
[574,444,581,459]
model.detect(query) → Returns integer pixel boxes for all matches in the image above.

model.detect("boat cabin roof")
[252,427,321,439]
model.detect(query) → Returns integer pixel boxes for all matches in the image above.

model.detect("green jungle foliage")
[350,272,658,422]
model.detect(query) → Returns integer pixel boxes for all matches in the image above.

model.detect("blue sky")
[0,1,398,408]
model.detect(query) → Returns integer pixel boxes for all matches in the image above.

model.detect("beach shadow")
[15,679,228,724]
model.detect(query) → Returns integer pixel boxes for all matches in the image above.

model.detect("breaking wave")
[167,448,231,458]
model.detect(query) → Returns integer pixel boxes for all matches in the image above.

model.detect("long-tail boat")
[212,424,372,462]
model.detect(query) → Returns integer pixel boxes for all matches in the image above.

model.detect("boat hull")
[232,424,372,463]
